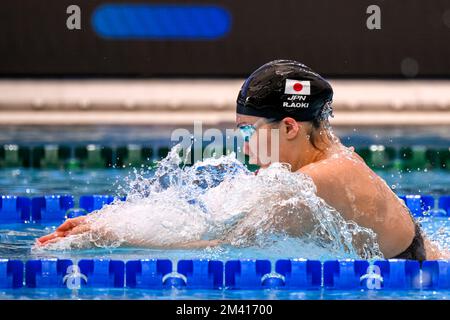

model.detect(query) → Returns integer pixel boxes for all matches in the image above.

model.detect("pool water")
[0,287,449,300]
[0,168,449,198]
[0,217,449,300]
[0,126,449,300]
[1,217,449,261]
[1,125,449,197]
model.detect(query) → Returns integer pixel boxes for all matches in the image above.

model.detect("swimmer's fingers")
[36,224,91,247]
[67,224,91,236]
[56,216,87,232]
[36,233,57,245]
[36,230,65,246]
[37,236,65,246]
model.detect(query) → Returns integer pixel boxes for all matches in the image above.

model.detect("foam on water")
[35,144,383,260]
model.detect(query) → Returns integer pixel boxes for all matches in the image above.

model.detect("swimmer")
[232,60,443,260]
[37,60,445,260]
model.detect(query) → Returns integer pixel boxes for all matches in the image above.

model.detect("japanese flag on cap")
[284,79,311,95]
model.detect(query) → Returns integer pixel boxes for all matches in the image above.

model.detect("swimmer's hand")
[36,216,90,246]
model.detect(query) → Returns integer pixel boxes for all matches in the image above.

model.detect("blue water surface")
[0,125,449,299]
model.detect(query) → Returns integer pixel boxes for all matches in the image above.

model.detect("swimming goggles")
[238,118,279,142]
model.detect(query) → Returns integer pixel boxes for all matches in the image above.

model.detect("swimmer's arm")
[38,216,223,249]
[74,221,223,249]
[170,239,223,249]
[122,239,223,249]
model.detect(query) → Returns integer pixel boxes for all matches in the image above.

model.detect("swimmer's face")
[236,114,309,169]
[235,114,288,168]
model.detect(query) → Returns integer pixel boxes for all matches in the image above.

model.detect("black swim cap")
[236,60,333,122]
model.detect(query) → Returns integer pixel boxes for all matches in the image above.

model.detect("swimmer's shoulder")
[298,151,359,175]
[297,150,367,189]
[297,151,373,212]
[297,157,339,196]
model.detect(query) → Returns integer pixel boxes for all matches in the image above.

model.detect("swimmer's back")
[298,148,415,258]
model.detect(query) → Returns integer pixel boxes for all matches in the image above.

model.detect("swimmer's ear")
[280,117,300,139]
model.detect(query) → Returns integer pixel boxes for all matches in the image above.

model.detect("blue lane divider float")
[438,196,450,215]
[0,259,23,288]
[323,260,370,290]
[399,195,435,217]
[161,272,188,289]
[126,259,172,289]
[373,260,421,289]
[225,260,273,289]
[275,259,321,289]
[1,259,450,290]
[78,259,125,288]
[92,4,232,40]
[0,196,30,222]
[324,260,423,290]
[26,259,73,288]
[31,195,74,222]
[178,259,223,289]
[79,195,116,213]
[66,208,88,219]
[1,194,449,224]
[69,195,126,218]
[421,260,450,290]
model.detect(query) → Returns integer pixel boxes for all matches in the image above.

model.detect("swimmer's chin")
[252,160,271,169]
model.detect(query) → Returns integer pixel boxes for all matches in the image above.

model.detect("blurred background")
[0,0,449,198]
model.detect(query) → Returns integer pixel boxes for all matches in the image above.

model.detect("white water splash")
[36,144,383,259]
